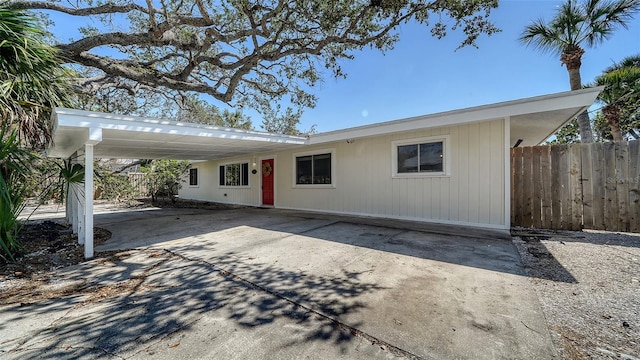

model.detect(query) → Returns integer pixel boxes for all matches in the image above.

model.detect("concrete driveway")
[2,205,557,359]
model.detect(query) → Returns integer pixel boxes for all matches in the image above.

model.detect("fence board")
[604,143,618,231]
[513,147,524,226]
[591,143,606,230]
[128,173,148,196]
[581,143,594,228]
[570,144,583,230]
[629,141,640,233]
[511,140,639,233]
[558,145,572,230]
[532,146,543,228]
[540,146,552,227]
[522,147,534,228]
[550,146,562,229]
[616,143,630,231]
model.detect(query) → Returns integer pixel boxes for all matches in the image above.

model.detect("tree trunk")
[603,104,624,142]
[562,47,594,143]
[575,110,594,143]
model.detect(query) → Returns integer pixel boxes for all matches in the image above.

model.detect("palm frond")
[522,0,640,55]
[0,4,72,150]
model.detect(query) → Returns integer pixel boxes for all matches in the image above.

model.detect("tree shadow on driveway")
[2,249,388,359]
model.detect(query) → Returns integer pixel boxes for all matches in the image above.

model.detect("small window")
[219,162,249,187]
[295,152,332,185]
[189,168,198,186]
[393,136,449,177]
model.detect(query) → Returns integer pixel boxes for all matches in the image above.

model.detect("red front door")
[261,159,274,206]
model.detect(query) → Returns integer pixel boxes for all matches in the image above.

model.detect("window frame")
[188,167,199,187]
[391,135,450,178]
[292,148,336,188]
[218,160,251,188]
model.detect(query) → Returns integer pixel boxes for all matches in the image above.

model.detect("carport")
[46,88,602,259]
[47,108,308,258]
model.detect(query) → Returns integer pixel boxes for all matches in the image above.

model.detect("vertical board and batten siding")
[511,140,640,232]
[179,160,259,206]
[179,118,507,228]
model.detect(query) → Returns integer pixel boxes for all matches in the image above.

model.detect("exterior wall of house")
[179,118,507,229]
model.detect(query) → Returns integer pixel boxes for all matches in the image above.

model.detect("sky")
[296,0,640,133]
[45,0,640,133]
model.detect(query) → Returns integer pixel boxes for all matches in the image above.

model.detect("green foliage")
[593,112,615,141]
[0,126,35,261]
[520,0,640,57]
[52,159,85,207]
[261,106,302,136]
[593,54,640,140]
[142,160,191,203]
[94,163,137,201]
[0,4,72,150]
[177,95,252,129]
[15,0,500,127]
[546,120,581,144]
[520,0,640,143]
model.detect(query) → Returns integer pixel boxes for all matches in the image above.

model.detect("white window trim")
[391,135,451,178]
[188,167,199,188]
[292,148,336,188]
[219,159,251,188]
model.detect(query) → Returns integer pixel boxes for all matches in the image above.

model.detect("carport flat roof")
[48,109,308,160]
[48,87,603,160]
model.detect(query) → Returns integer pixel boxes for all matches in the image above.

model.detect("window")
[189,168,198,186]
[392,136,449,177]
[294,151,333,185]
[219,162,249,187]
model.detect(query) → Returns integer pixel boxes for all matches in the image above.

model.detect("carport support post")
[83,144,94,258]
[83,128,102,259]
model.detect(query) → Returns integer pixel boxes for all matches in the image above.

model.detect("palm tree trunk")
[603,104,624,142]
[575,110,594,143]
[563,47,594,143]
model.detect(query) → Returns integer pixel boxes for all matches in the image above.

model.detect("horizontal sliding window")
[219,162,249,187]
[295,153,332,185]
[392,136,449,177]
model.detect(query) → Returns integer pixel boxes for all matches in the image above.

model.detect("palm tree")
[0,5,72,260]
[520,0,640,143]
[594,55,640,141]
[0,4,71,150]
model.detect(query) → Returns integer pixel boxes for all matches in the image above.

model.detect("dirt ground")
[1,201,639,359]
[513,228,640,359]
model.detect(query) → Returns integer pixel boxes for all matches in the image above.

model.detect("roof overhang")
[47,109,308,160]
[47,87,603,161]
[309,87,603,147]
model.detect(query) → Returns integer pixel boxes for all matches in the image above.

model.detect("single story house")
[48,87,602,258]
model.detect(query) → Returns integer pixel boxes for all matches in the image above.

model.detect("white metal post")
[84,143,94,259]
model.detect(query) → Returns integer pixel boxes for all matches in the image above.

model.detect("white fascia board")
[533,103,591,146]
[53,108,308,145]
[309,87,603,144]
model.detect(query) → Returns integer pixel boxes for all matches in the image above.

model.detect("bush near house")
[142,160,190,203]
[94,163,137,201]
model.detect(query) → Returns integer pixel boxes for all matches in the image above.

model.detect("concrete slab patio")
[2,205,558,359]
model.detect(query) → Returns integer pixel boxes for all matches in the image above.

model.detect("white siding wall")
[179,118,507,228]
[180,158,260,206]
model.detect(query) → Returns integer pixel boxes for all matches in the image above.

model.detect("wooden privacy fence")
[128,172,149,196]
[511,141,640,232]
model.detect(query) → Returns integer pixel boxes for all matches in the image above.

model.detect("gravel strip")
[513,228,640,359]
